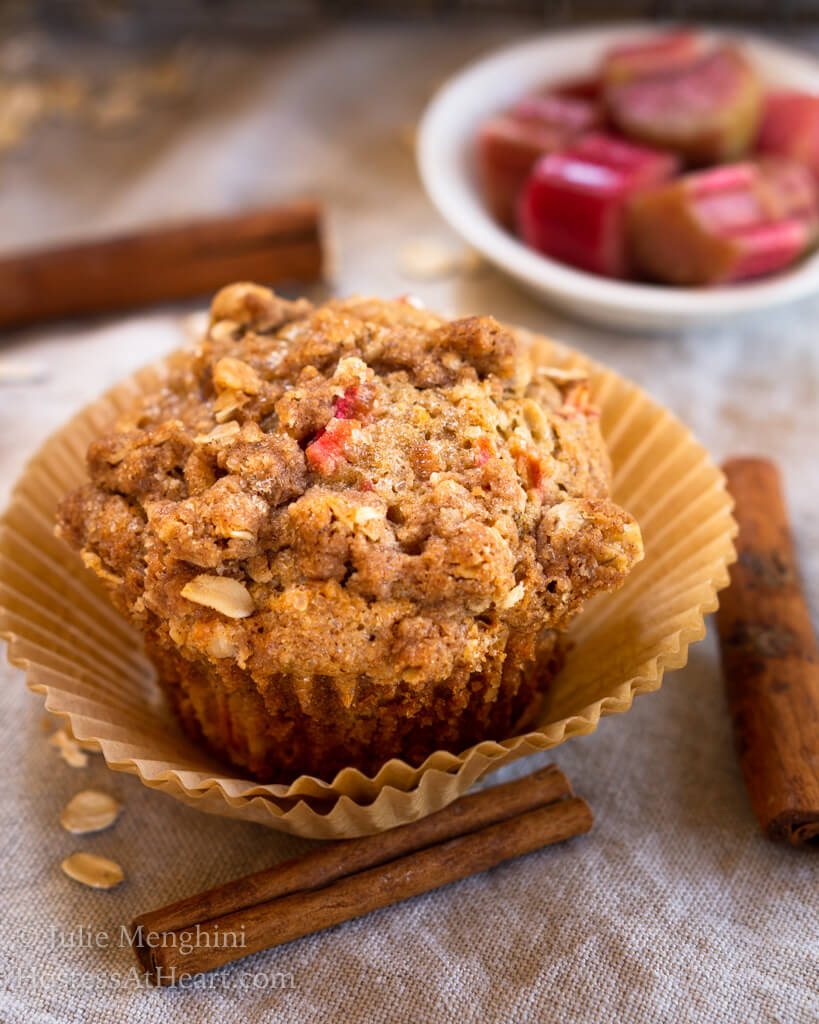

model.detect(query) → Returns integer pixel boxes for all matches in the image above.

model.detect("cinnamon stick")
[134,763,570,937]
[131,766,592,985]
[0,200,323,329]
[717,457,819,847]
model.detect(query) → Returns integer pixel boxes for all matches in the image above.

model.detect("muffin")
[56,285,643,781]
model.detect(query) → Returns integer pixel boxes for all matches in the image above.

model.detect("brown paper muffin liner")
[0,328,736,838]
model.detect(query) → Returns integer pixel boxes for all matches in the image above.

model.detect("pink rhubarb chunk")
[628,158,819,285]
[478,93,600,227]
[549,76,603,103]
[606,45,763,164]
[756,91,819,179]
[305,419,355,476]
[517,132,679,278]
[333,384,371,422]
[305,385,372,476]
[601,30,701,84]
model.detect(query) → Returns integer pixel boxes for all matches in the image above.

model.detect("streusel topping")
[58,284,641,737]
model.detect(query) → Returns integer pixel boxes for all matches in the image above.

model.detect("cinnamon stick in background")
[131,764,593,985]
[717,457,819,847]
[0,200,324,330]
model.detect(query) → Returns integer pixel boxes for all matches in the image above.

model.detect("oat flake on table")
[60,791,123,835]
[61,852,124,890]
[48,728,88,768]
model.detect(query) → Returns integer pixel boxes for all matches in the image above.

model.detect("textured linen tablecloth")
[0,18,817,1024]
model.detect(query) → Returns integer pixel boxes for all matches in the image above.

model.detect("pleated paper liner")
[0,328,737,839]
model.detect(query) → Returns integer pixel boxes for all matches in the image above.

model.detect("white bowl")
[417,24,819,330]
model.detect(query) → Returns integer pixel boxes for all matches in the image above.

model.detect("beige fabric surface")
[0,18,817,1024]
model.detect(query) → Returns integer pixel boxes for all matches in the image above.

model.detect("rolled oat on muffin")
[56,285,643,781]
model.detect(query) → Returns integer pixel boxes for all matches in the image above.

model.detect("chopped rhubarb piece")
[550,75,603,103]
[518,132,678,278]
[333,384,372,422]
[478,94,600,227]
[756,91,819,179]
[509,437,547,496]
[473,435,494,467]
[511,93,601,134]
[606,45,762,164]
[306,386,372,475]
[627,158,819,285]
[479,116,565,227]
[762,156,819,217]
[559,381,598,419]
[601,30,701,84]
[305,418,356,476]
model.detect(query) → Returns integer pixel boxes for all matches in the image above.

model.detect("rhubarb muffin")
[56,284,643,781]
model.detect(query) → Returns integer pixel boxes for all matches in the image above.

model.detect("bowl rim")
[417,22,819,328]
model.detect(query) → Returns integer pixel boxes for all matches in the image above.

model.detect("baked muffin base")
[146,630,562,782]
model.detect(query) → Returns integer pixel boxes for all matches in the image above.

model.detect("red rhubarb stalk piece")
[305,419,356,476]
[601,30,701,84]
[517,132,679,278]
[549,75,603,103]
[509,437,547,497]
[478,94,600,227]
[627,157,819,285]
[306,386,373,476]
[511,93,600,134]
[473,435,494,467]
[606,45,763,164]
[756,91,819,179]
[559,381,598,419]
[333,384,372,422]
